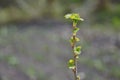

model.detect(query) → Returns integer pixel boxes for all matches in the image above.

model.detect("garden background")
[0,0,120,80]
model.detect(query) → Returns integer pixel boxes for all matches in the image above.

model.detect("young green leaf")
[73,27,80,35]
[69,37,74,45]
[74,46,82,55]
[70,36,80,44]
[75,37,80,42]
[68,59,75,69]
[64,14,72,19]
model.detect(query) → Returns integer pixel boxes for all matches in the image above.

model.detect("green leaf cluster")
[65,13,83,27]
[74,46,82,55]
[64,13,84,21]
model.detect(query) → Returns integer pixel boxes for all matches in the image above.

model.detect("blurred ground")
[0,0,120,80]
[0,21,120,80]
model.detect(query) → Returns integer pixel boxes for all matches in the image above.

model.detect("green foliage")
[65,13,83,28]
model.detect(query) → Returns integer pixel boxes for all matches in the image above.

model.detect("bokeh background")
[0,0,120,80]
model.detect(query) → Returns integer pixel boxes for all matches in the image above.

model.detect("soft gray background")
[0,0,120,80]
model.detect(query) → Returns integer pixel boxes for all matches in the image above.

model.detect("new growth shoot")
[64,13,84,80]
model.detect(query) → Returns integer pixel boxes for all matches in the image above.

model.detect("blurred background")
[0,0,120,80]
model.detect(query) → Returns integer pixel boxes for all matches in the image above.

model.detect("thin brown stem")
[72,24,77,80]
